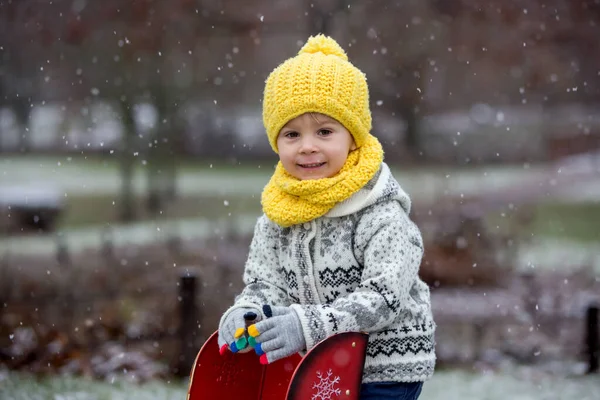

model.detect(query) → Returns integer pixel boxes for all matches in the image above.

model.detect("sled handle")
[187,331,301,400]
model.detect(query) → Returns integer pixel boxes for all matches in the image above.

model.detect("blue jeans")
[360,382,423,400]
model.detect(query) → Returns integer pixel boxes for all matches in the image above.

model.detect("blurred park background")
[1,0,600,398]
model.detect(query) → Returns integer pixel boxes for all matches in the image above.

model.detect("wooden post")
[0,252,9,301]
[586,304,599,374]
[101,227,115,262]
[56,234,70,266]
[167,229,182,256]
[177,271,200,377]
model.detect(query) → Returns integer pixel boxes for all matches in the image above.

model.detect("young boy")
[218,35,435,400]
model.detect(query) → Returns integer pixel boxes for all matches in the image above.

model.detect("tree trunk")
[165,117,179,202]
[147,86,168,215]
[13,96,31,153]
[398,100,420,152]
[306,0,348,35]
[0,86,4,153]
[118,98,137,222]
[395,57,426,160]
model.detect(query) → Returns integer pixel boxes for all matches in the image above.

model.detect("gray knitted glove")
[248,306,306,364]
[218,307,260,354]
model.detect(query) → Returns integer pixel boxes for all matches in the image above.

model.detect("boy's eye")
[318,129,332,136]
[284,131,299,138]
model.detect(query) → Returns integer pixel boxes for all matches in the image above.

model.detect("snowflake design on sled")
[312,369,341,399]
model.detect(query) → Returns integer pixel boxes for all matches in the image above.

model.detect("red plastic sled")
[188,330,368,400]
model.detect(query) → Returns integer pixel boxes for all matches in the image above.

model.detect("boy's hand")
[248,306,306,364]
[218,307,260,354]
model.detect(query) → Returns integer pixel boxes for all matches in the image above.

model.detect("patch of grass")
[58,194,261,229]
[0,154,274,176]
[532,201,600,243]
[486,201,600,243]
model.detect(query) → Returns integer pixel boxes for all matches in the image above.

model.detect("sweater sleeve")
[221,215,291,322]
[291,209,424,349]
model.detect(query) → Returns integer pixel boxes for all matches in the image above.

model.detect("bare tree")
[0,2,48,153]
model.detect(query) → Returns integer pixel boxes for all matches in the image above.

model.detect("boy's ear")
[350,140,357,151]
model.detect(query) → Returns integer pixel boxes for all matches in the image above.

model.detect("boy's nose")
[298,137,318,153]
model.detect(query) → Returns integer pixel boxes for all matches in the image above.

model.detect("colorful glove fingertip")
[230,341,239,353]
[234,327,245,339]
[248,324,259,337]
[235,336,248,350]
[219,344,229,355]
[259,354,268,365]
[254,342,264,356]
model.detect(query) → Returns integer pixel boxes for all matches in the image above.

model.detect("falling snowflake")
[312,369,341,399]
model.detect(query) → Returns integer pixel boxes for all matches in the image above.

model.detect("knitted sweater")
[224,162,436,383]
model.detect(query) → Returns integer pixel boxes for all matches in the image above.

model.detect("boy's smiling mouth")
[297,162,326,169]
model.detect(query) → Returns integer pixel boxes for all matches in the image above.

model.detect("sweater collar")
[325,162,412,218]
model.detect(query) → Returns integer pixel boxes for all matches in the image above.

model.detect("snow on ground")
[0,215,258,256]
[517,238,600,273]
[421,368,600,400]
[0,156,270,197]
[1,368,599,400]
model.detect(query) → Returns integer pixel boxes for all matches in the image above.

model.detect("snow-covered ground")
[518,238,600,273]
[421,368,600,399]
[0,215,259,255]
[1,368,599,400]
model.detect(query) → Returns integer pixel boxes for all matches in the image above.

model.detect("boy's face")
[276,113,356,180]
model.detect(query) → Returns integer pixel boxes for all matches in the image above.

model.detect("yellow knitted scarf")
[261,134,384,227]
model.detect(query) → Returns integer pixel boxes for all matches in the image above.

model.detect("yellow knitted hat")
[262,35,372,153]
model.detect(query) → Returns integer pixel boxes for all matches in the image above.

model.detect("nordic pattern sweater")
[221,162,436,383]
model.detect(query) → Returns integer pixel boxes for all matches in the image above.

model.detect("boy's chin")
[294,172,337,180]
[282,163,343,180]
